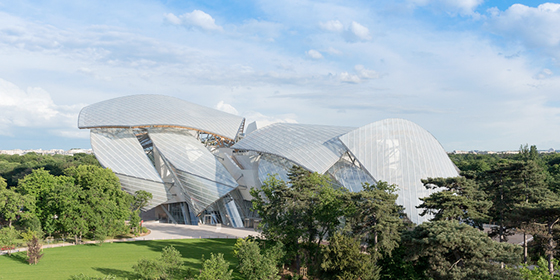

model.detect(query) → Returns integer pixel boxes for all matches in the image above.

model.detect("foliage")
[0,153,100,187]
[0,239,238,280]
[68,274,118,280]
[376,241,428,280]
[132,190,153,211]
[27,234,44,265]
[197,253,233,280]
[320,233,379,280]
[251,166,347,270]
[404,220,522,280]
[133,258,166,280]
[132,245,184,280]
[345,181,404,258]
[233,237,283,280]
[520,257,560,280]
[0,182,33,227]
[418,176,491,229]
[0,226,20,255]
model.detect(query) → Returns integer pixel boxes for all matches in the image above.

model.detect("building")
[78,94,459,226]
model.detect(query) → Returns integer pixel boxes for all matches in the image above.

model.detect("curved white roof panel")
[90,128,163,183]
[79,95,244,140]
[233,123,354,174]
[339,118,459,224]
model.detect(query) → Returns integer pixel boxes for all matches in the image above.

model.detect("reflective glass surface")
[339,118,459,224]
[79,94,244,139]
[233,123,354,174]
[90,128,163,182]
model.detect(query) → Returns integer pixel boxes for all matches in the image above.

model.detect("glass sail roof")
[90,128,164,183]
[233,123,354,174]
[79,94,245,140]
[339,118,459,224]
[148,128,238,188]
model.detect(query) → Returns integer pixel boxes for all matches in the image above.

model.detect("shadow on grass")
[93,267,137,279]
[125,239,242,279]
[6,252,29,265]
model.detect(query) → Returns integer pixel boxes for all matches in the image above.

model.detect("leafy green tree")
[197,253,233,280]
[233,237,283,280]
[66,165,133,241]
[0,226,20,256]
[346,181,404,258]
[417,176,491,229]
[404,220,522,280]
[519,257,560,280]
[320,233,379,280]
[0,182,33,227]
[132,190,153,211]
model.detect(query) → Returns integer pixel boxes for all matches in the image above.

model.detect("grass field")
[0,239,240,280]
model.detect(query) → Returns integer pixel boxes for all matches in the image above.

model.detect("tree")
[0,226,20,256]
[251,166,347,271]
[417,176,491,229]
[65,165,133,241]
[404,220,522,280]
[132,190,153,211]
[320,233,379,280]
[233,237,283,280]
[197,253,233,280]
[517,195,560,275]
[346,181,404,258]
[26,234,43,265]
[519,257,560,280]
[0,184,32,227]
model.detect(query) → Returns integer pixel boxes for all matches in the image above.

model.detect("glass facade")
[339,118,459,224]
[81,95,459,227]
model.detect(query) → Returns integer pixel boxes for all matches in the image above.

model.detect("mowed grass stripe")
[0,239,240,280]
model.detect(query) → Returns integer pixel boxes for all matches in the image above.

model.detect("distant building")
[78,94,459,226]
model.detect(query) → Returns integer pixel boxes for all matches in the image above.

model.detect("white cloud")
[215,101,239,115]
[165,10,222,31]
[354,65,379,79]
[243,111,298,131]
[339,72,361,83]
[0,78,83,135]
[306,49,324,59]
[319,20,344,32]
[349,21,372,40]
[535,68,554,80]
[324,47,342,55]
[487,3,560,57]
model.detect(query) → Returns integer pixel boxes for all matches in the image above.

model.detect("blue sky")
[0,0,559,151]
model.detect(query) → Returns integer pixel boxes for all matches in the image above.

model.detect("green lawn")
[0,239,240,280]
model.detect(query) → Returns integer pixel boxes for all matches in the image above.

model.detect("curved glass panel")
[327,157,376,193]
[148,128,238,188]
[90,128,163,182]
[233,123,353,174]
[79,94,244,139]
[116,174,169,209]
[339,118,459,224]
[257,154,294,185]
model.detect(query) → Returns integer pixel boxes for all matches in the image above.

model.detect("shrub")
[197,253,232,280]
[234,237,283,280]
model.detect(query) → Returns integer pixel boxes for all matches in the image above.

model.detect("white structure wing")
[339,118,459,224]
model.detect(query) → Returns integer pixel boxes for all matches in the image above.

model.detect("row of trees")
[246,149,560,280]
[0,164,152,260]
